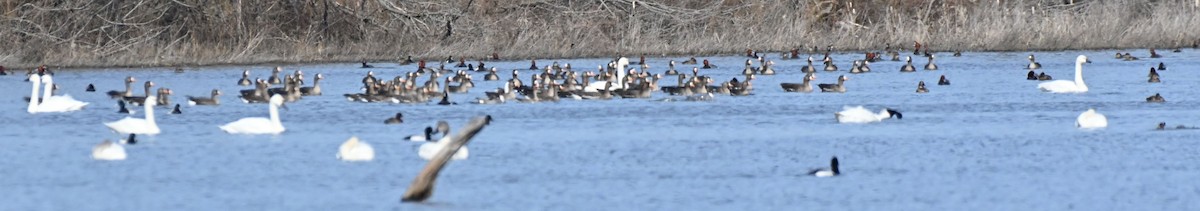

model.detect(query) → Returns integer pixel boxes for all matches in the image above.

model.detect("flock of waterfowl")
[13,42,1192,187]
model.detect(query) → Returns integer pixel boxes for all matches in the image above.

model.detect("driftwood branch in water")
[401,115,492,203]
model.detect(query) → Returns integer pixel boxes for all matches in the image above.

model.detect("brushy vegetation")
[1,0,1198,68]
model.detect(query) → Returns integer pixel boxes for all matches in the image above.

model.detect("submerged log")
[401,115,492,203]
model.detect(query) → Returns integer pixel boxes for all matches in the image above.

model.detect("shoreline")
[12,46,1195,71]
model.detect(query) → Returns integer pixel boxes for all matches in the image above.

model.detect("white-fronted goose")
[300,73,323,96]
[123,81,155,106]
[187,89,221,105]
[780,73,816,93]
[107,76,136,99]
[818,75,848,93]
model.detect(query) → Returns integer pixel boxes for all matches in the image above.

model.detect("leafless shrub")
[0,0,1196,68]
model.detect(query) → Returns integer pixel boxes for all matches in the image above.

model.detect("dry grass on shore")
[0,0,1197,69]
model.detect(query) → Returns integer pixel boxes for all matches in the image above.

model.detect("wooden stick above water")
[401,115,492,203]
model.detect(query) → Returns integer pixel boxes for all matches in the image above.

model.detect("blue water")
[3,49,1200,210]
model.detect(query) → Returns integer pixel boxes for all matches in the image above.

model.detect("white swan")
[26,74,42,113]
[1038,55,1091,93]
[835,106,902,124]
[1076,108,1108,129]
[104,95,160,135]
[337,136,374,161]
[92,140,127,161]
[220,94,286,134]
[36,75,89,112]
[583,57,630,92]
[418,136,469,160]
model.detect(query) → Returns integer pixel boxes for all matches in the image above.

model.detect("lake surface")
[3,49,1200,210]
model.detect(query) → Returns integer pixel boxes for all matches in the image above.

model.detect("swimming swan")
[835,106,902,124]
[219,94,286,134]
[28,75,89,113]
[1037,55,1091,93]
[92,140,127,161]
[103,95,160,135]
[337,136,375,161]
[418,137,469,160]
[416,121,467,160]
[1076,108,1108,129]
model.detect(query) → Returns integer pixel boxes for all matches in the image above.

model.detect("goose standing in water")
[924,55,938,70]
[104,95,160,135]
[300,73,323,96]
[800,56,816,73]
[484,68,500,81]
[900,56,916,72]
[1027,54,1042,69]
[741,59,756,75]
[780,73,816,93]
[1076,108,1108,129]
[759,60,776,75]
[1146,93,1165,103]
[238,70,252,86]
[154,88,173,106]
[835,106,902,124]
[107,76,136,99]
[268,67,283,85]
[807,157,839,177]
[823,57,838,71]
[92,140,127,161]
[1037,55,1091,93]
[123,81,155,106]
[187,89,222,105]
[818,75,848,93]
[29,75,89,113]
[1148,68,1160,83]
[385,112,404,124]
[915,81,929,93]
[219,95,286,135]
[849,61,865,74]
[337,136,374,161]
[938,75,951,85]
[665,60,679,75]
